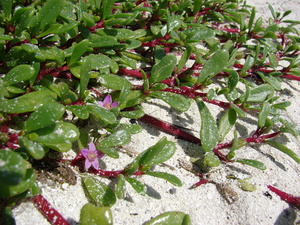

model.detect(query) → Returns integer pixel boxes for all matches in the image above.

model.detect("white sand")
[12,0,300,224]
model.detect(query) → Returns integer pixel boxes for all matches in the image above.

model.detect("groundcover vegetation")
[0,0,300,224]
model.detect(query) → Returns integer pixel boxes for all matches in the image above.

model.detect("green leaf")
[80,203,113,225]
[145,171,182,187]
[1,0,12,18]
[227,70,239,92]
[89,35,118,48]
[149,91,191,112]
[71,54,113,78]
[237,179,256,192]
[97,28,135,41]
[82,12,95,27]
[149,54,177,84]
[0,168,36,198]
[150,83,169,91]
[230,103,246,117]
[80,56,91,98]
[178,27,215,42]
[124,160,139,176]
[0,90,56,113]
[197,100,219,152]
[227,130,239,160]
[258,102,270,128]
[167,14,182,33]
[118,79,132,109]
[218,109,236,141]
[248,7,256,31]
[99,147,119,159]
[70,39,90,64]
[87,104,117,124]
[24,103,65,132]
[116,174,126,199]
[37,24,63,38]
[139,137,176,171]
[257,72,281,91]
[0,33,13,41]
[0,150,27,186]
[4,65,35,85]
[83,176,116,207]
[268,53,278,68]
[66,105,89,120]
[247,84,274,102]
[177,45,193,73]
[29,122,79,148]
[18,137,48,160]
[120,124,142,134]
[265,140,300,164]
[120,108,145,119]
[145,211,191,225]
[236,159,267,170]
[126,178,146,196]
[39,0,66,30]
[100,0,116,20]
[197,49,229,84]
[123,90,144,108]
[268,5,277,19]
[272,101,291,110]
[87,54,113,70]
[98,74,132,90]
[1,207,15,225]
[99,129,131,147]
[203,152,220,167]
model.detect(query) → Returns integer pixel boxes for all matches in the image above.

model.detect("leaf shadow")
[274,207,298,225]
[145,184,162,199]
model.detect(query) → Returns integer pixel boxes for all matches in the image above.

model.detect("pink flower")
[81,142,104,170]
[98,94,118,110]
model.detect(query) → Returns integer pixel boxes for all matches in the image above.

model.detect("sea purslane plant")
[0,0,300,224]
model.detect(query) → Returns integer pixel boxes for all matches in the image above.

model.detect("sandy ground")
[12,0,300,224]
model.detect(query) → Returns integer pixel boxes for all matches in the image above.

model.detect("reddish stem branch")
[32,195,70,225]
[245,131,280,143]
[190,179,210,189]
[138,114,201,144]
[281,74,300,81]
[88,168,144,177]
[70,152,144,177]
[267,185,300,206]
[37,66,69,80]
[118,68,145,79]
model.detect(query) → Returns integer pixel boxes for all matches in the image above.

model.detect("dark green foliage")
[0,0,299,223]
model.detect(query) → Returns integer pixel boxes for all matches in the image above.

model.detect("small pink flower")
[81,142,104,170]
[98,94,118,110]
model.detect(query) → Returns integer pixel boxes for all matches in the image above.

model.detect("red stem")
[138,114,201,144]
[202,97,232,109]
[281,74,300,81]
[245,131,280,143]
[118,68,145,79]
[190,179,210,189]
[267,185,300,206]
[88,20,104,32]
[88,168,144,177]
[32,195,70,225]
[70,152,144,177]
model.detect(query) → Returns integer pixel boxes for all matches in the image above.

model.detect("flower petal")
[111,102,118,108]
[81,149,89,158]
[103,94,112,105]
[85,160,92,170]
[98,101,105,108]
[91,159,99,170]
[89,142,96,151]
[97,151,105,159]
